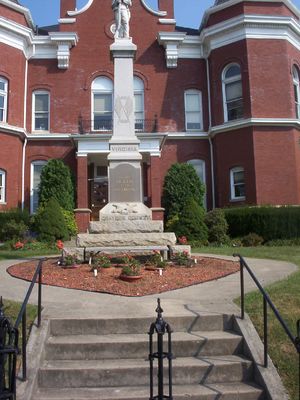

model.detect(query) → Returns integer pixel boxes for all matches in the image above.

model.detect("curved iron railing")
[78,117,158,134]
[234,254,300,399]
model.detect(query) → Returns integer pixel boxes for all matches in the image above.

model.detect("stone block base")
[89,220,163,234]
[74,208,91,233]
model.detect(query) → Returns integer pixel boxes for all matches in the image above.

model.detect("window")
[134,76,144,130]
[92,77,113,131]
[187,159,206,208]
[0,77,8,123]
[230,167,245,200]
[33,91,50,131]
[0,169,6,203]
[293,66,300,118]
[30,160,47,213]
[222,64,243,122]
[184,90,202,131]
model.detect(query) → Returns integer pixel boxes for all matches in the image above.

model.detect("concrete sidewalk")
[0,254,298,318]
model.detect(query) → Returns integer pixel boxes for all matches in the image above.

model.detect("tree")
[162,163,205,222]
[39,159,75,211]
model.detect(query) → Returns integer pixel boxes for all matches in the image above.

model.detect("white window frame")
[0,169,6,203]
[91,77,113,131]
[293,66,300,118]
[30,160,47,214]
[230,166,245,201]
[134,76,145,131]
[32,90,50,132]
[184,89,203,131]
[222,63,243,122]
[0,77,8,123]
[187,159,206,209]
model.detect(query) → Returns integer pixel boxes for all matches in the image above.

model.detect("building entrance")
[89,165,108,221]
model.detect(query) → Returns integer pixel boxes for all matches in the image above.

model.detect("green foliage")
[0,209,30,241]
[162,163,205,222]
[93,254,112,269]
[171,198,208,243]
[204,208,230,245]
[34,198,70,242]
[61,209,78,237]
[265,238,300,247]
[224,206,300,241]
[121,256,141,276]
[38,159,75,211]
[172,250,193,267]
[241,233,264,247]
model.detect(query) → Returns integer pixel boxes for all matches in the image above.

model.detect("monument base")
[99,202,152,222]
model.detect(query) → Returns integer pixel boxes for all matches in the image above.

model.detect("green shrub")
[265,238,300,246]
[2,220,28,241]
[0,209,30,241]
[162,163,205,223]
[224,206,300,241]
[204,208,230,245]
[34,198,69,242]
[61,209,78,237]
[39,159,75,211]
[171,198,208,243]
[241,233,264,247]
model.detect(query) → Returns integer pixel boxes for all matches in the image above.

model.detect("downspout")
[206,56,216,209]
[21,58,28,211]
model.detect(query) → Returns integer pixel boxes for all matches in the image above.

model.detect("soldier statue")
[112,0,132,39]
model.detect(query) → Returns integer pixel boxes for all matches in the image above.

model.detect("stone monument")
[76,2,176,250]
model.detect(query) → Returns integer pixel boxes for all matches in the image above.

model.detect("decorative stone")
[169,245,192,257]
[100,202,152,221]
[89,220,163,234]
[77,233,177,247]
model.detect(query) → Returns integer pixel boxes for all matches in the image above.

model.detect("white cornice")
[0,0,35,29]
[166,132,209,139]
[0,122,25,137]
[26,133,72,140]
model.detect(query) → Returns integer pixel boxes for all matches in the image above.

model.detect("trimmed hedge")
[224,206,300,241]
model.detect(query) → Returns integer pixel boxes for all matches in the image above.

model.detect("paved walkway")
[0,254,298,319]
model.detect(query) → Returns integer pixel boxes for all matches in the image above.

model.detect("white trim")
[30,160,47,214]
[184,89,203,131]
[158,19,176,25]
[67,0,94,16]
[293,65,300,118]
[140,0,167,17]
[0,168,6,203]
[0,122,25,136]
[0,0,35,29]
[32,90,50,133]
[0,76,8,123]
[26,133,70,140]
[222,63,243,122]
[230,166,245,201]
[58,18,77,24]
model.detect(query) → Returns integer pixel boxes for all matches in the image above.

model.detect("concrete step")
[44,330,243,360]
[89,220,164,233]
[38,355,253,388]
[35,382,264,399]
[49,314,234,336]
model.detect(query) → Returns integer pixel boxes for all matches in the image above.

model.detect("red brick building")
[1,0,300,232]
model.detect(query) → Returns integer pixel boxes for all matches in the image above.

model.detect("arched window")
[184,89,202,131]
[134,76,144,130]
[32,90,50,132]
[0,169,6,203]
[222,64,243,122]
[187,159,206,208]
[230,166,245,201]
[0,77,8,123]
[293,66,300,118]
[92,77,113,131]
[30,160,47,214]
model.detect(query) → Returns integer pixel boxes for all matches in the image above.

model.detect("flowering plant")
[173,250,192,267]
[178,236,188,245]
[94,254,112,269]
[151,250,167,268]
[121,254,141,276]
[13,241,24,250]
[56,240,64,250]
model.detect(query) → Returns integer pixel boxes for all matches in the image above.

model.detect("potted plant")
[60,253,79,269]
[119,255,142,282]
[145,250,167,271]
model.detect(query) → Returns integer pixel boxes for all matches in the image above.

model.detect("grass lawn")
[0,248,59,260]
[193,245,300,400]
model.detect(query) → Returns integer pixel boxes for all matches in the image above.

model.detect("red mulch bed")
[7,257,239,297]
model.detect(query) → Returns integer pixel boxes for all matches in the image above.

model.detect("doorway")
[89,164,108,221]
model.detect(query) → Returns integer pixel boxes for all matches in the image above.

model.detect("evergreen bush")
[224,206,300,241]
[61,209,78,237]
[162,163,205,222]
[171,198,208,243]
[0,209,30,241]
[241,233,264,247]
[34,198,69,242]
[204,208,230,245]
[38,159,75,211]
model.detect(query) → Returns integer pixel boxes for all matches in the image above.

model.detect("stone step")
[76,232,177,247]
[34,382,264,400]
[89,220,164,233]
[49,314,234,336]
[44,330,243,360]
[38,355,253,388]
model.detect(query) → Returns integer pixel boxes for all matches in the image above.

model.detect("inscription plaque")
[109,163,141,202]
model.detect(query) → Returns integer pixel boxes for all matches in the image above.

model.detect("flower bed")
[7,257,239,297]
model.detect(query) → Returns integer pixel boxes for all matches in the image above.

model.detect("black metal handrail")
[13,258,43,382]
[234,254,300,398]
[78,117,158,134]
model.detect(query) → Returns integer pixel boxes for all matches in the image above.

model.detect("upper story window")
[134,76,144,130]
[230,166,245,201]
[0,77,8,123]
[92,77,113,131]
[0,169,6,203]
[293,66,300,118]
[184,89,202,131]
[33,90,50,132]
[222,64,243,122]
